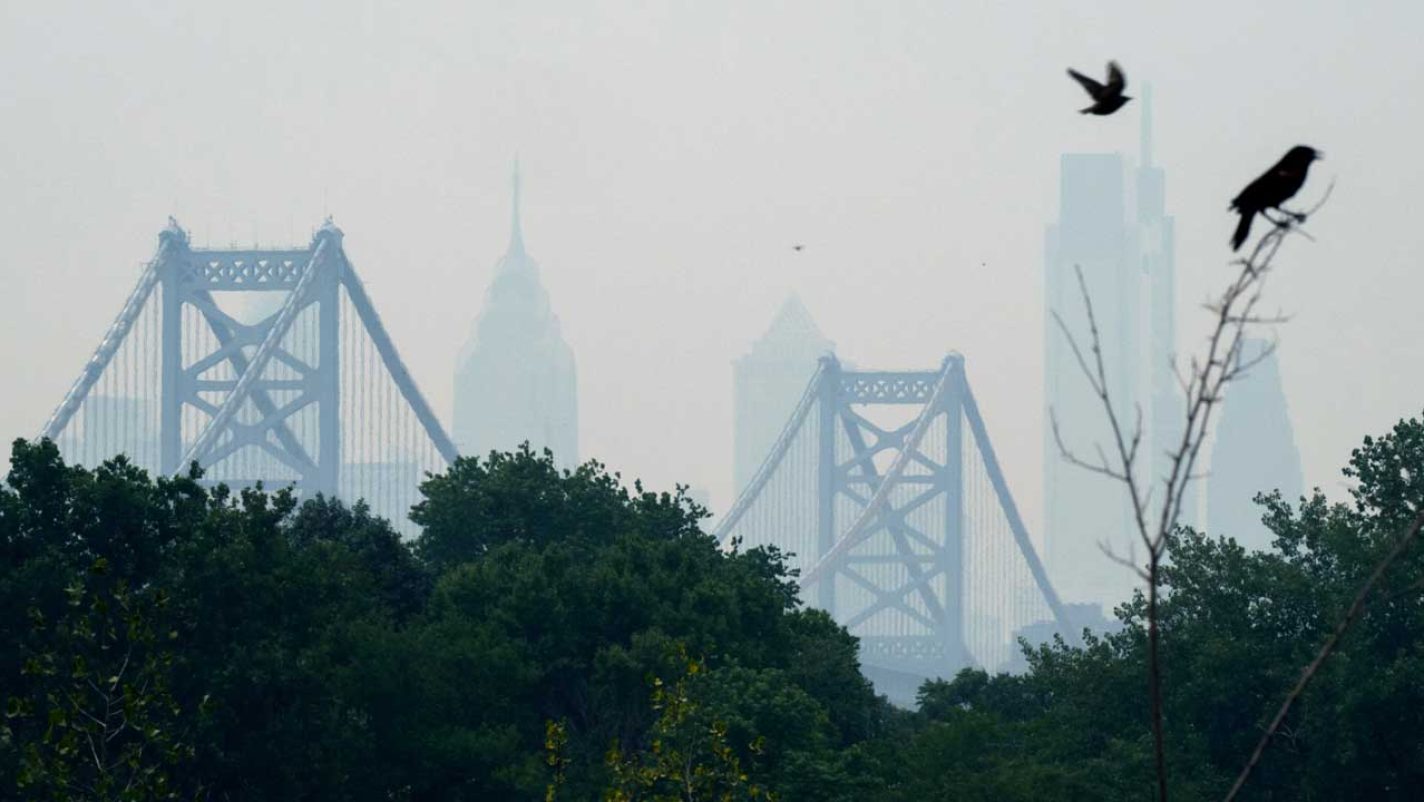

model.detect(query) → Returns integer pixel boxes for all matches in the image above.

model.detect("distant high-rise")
[453,165,578,469]
[1207,339,1303,551]
[1044,86,1178,607]
[1134,88,1189,530]
[733,295,834,494]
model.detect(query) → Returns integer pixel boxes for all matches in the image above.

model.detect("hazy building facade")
[454,166,578,469]
[1134,91,1183,519]
[733,294,834,495]
[1044,88,1179,607]
[1207,339,1303,551]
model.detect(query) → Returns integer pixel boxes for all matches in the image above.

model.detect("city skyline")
[3,6,1419,795]
[4,3,1420,570]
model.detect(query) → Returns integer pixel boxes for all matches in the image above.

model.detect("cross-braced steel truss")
[39,218,458,533]
[717,355,1071,679]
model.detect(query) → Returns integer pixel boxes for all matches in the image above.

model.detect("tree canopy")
[885,411,1424,800]
[1,442,885,801]
[4,411,1424,800]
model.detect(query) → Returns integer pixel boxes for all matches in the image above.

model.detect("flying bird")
[1228,145,1322,251]
[1066,61,1130,116]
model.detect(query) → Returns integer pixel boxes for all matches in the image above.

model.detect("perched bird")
[1228,146,1322,250]
[1067,61,1130,115]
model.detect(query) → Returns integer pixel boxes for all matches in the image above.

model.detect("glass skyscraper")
[1043,87,1179,609]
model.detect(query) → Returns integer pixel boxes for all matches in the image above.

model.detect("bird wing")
[1233,150,1292,209]
[1230,170,1266,211]
[1240,150,1313,209]
[1105,61,1126,93]
[1067,68,1104,97]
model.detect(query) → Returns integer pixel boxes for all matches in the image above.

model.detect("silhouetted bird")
[1067,61,1130,115]
[1228,146,1321,251]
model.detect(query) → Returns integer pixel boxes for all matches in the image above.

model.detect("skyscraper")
[1044,87,1178,608]
[733,294,834,495]
[1133,88,1188,529]
[1207,339,1303,551]
[453,165,578,469]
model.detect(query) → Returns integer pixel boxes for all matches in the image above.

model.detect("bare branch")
[111,645,132,694]
[1225,506,1424,801]
[1052,411,1129,481]
[1098,541,1149,581]
[1231,339,1279,377]
[1052,310,1106,397]
[1129,404,1145,466]
[1173,359,1194,396]
[1376,573,1424,604]
[1049,187,1328,802]
[1299,177,1337,217]
[1066,265,1155,547]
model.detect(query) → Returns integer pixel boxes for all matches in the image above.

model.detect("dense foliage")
[4,412,1424,800]
[0,443,886,801]
[889,412,1424,800]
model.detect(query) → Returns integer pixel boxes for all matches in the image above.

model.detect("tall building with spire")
[733,295,834,495]
[453,165,578,468]
[1206,339,1303,551]
[1044,86,1179,608]
[1133,87,1186,527]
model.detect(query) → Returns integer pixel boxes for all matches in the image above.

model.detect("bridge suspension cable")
[37,219,458,536]
[716,354,1073,677]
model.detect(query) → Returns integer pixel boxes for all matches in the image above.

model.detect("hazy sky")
[3,1,1422,534]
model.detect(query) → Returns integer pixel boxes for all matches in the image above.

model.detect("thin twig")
[1224,506,1424,801]
[1099,541,1150,580]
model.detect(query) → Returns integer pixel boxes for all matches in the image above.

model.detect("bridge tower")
[39,218,457,533]
[717,354,1071,698]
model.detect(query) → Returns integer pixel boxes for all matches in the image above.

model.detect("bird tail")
[1078,105,1094,114]
[1231,212,1254,251]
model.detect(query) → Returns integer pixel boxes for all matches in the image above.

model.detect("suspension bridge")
[715,354,1072,692]
[39,218,457,534]
[37,220,1072,685]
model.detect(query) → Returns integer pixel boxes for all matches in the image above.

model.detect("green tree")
[412,446,704,572]
[603,657,776,802]
[2,441,890,800]
[883,411,1424,800]
[6,557,199,801]
[0,441,418,800]
[405,448,886,799]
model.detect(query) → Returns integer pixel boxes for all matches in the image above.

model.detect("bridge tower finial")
[161,216,189,246]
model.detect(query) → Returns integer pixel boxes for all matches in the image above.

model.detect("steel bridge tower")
[717,354,1071,696]
[40,218,457,533]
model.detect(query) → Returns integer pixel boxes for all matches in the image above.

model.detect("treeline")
[4,414,1424,800]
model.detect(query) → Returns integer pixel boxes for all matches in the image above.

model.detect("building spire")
[509,157,525,257]
[1140,83,1154,168]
